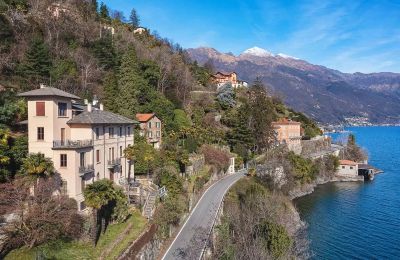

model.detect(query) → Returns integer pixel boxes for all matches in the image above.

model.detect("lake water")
[295,127,400,259]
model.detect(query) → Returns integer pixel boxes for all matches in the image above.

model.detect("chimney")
[99,103,104,111]
[40,83,46,89]
[88,103,92,112]
[84,99,88,105]
[92,95,98,106]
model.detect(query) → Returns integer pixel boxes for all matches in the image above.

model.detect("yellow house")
[18,85,138,210]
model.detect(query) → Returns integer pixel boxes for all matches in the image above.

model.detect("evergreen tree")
[19,37,52,83]
[117,48,147,119]
[103,72,119,113]
[99,2,109,20]
[91,36,117,70]
[129,8,140,27]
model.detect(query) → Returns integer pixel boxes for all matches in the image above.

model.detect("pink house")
[136,113,162,149]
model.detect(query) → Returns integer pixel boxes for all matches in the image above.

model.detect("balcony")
[107,158,121,169]
[53,139,93,149]
[79,164,94,176]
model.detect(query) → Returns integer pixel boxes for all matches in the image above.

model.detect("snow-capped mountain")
[276,53,299,60]
[187,46,400,124]
[242,46,273,57]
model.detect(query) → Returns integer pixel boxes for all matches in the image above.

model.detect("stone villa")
[337,160,359,178]
[18,85,138,211]
[272,118,302,154]
[136,113,162,149]
[211,71,248,89]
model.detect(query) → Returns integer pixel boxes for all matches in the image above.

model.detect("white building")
[337,160,359,177]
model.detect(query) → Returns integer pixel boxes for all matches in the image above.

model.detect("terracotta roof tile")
[136,113,155,122]
[339,160,358,166]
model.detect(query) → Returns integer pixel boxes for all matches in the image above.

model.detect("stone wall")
[185,153,205,176]
[301,135,331,156]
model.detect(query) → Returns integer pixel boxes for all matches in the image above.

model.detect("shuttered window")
[36,102,45,116]
[60,154,67,167]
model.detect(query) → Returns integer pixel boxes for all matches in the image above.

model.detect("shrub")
[199,145,230,172]
[256,220,292,259]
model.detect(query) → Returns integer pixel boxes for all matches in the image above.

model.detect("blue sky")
[103,0,400,73]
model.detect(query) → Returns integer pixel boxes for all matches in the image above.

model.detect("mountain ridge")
[187,47,400,124]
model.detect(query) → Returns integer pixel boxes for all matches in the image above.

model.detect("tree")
[83,179,116,245]
[20,153,54,178]
[173,109,191,131]
[91,36,117,70]
[247,81,277,152]
[124,135,158,177]
[117,48,147,119]
[99,2,109,20]
[18,37,52,84]
[0,128,11,182]
[129,8,140,28]
[0,176,82,253]
[217,83,236,109]
[102,71,119,113]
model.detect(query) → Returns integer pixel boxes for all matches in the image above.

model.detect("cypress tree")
[103,72,119,113]
[19,37,52,82]
[117,48,147,119]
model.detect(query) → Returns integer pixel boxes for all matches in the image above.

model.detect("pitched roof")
[17,87,80,99]
[68,110,138,125]
[339,160,358,166]
[136,113,156,122]
[272,118,301,126]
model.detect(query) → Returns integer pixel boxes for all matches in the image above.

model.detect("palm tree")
[21,153,54,177]
[84,179,116,245]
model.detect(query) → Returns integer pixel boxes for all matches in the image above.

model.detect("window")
[127,127,131,136]
[36,102,45,116]
[350,166,354,170]
[156,122,161,129]
[148,131,153,138]
[156,131,161,137]
[96,150,100,163]
[95,128,100,140]
[342,166,345,169]
[80,152,85,167]
[148,122,152,128]
[60,154,67,167]
[120,146,123,157]
[81,178,85,193]
[119,126,123,137]
[60,180,67,195]
[80,201,86,211]
[58,102,67,117]
[109,127,114,138]
[37,127,44,140]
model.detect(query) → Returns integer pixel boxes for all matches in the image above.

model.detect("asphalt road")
[162,170,245,260]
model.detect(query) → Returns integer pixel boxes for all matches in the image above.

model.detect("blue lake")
[295,127,400,259]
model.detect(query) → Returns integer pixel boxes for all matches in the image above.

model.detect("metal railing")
[79,164,94,175]
[107,158,121,167]
[53,139,93,149]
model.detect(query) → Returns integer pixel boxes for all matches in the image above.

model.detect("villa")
[18,85,138,211]
[211,71,248,89]
[272,118,302,154]
[136,113,162,149]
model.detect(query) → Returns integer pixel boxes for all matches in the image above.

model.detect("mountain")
[187,47,400,125]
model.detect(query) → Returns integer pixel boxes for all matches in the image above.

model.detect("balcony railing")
[79,164,94,176]
[53,139,93,149]
[107,158,121,168]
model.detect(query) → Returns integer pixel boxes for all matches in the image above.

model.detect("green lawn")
[5,210,147,260]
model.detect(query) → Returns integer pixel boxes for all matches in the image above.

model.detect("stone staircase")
[142,190,158,219]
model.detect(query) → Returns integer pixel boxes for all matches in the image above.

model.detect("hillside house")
[211,71,248,89]
[133,27,146,34]
[18,85,138,211]
[136,113,162,149]
[272,118,302,154]
[337,160,359,177]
